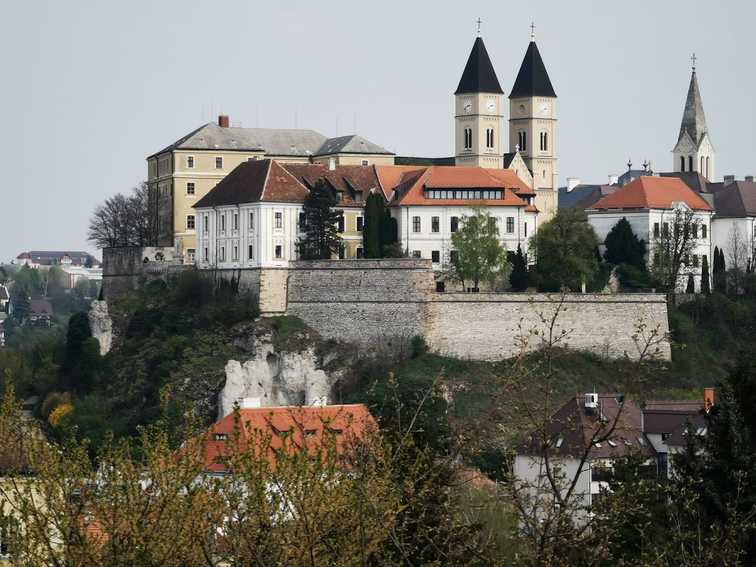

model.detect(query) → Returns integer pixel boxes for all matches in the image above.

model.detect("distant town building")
[15,251,99,268]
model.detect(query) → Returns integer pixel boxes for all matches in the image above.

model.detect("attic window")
[271,425,292,437]
[305,429,317,438]
[594,442,602,448]
[555,437,563,448]
[696,427,707,436]
[624,439,633,447]
[326,427,343,435]
[607,440,617,447]
[637,437,646,446]
[213,433,228,441]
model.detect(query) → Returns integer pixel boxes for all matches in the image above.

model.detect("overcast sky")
[1,0,754,261]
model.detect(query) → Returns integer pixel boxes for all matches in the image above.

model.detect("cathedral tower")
[454,36,505,168]
[508,30,558,221]
[673,57,715,180]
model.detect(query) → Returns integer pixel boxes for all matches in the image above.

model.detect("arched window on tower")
[520,131,527,152]
[680,156,685,171]
[706,156,710,178]
[464,128,472,150]
[539,131,548,151]
[689,156,694,172]
[701,156,705,173]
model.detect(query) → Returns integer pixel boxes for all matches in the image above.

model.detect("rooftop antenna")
[476,17,482,37]
[530,21,536,41]
[691,52,697,72]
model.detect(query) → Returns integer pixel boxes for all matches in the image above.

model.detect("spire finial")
[627,158,632,171]
[691,52,697,72]
[476,17,482,37]
[530,21,536,41]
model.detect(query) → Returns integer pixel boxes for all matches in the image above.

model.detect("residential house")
[587,176,714,291]
[15,251,98,269]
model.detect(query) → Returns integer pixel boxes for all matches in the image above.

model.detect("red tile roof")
[380,165,533,207]
[283,163,382,206]
[591,176,713,211]
[202,404,377,474]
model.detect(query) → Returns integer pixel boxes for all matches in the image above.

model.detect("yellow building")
[147,115,394,262]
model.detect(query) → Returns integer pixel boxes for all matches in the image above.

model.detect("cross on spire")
[691,52,697,71]
[476,17,482,36]
[530,21,536,41]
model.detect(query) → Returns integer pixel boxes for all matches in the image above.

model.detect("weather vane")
[530,21,536,41]
[691,52,697,71]
[476,17,482,36]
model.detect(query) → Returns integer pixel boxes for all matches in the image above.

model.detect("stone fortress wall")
[103,252,671,361]
[283,259,671,361]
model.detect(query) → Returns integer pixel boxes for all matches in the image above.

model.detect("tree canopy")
[529,209,600,291]
[603,217,646,268]
[88,182,155,249]
[509,245,529,291]
[450,208,510,290]
[297,179,344,260]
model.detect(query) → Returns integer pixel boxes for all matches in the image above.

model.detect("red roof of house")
[591,176,713,211]
[380,165,534,207]
[202,404,377,474]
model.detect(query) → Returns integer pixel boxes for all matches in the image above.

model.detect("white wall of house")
[513,455,592,520]
[393,205,536,270]
[588,207,714,291]
[196,202,303,269]
[711,217,756,271]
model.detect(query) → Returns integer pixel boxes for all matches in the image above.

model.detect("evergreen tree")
[61,312,100,391]
[363,192,384,258]
[450,208,510,290]
[603,217,646,268]
[10,291,30,323]
[509,245,529,291]
[297,179,343,260]
[685,272,695,293]
[701,253,711,294]
[713,246,727,293]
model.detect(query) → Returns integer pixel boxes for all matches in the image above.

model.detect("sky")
[0,0,754,262]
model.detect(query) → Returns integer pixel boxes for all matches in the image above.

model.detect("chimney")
[704,388,715,412]
[724,175,736,185]
[746,175,754,183]
[218,115,230,128]
[328,157,336,171]
[608,174,619,185]
[566,177,581,192]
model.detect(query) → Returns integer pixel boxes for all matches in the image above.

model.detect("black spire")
[455,37,504,95]
[509,41,556,99]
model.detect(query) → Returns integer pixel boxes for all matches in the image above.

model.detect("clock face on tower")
[463,99,472,114]
[541,103,550,115]
[486,100,496,113]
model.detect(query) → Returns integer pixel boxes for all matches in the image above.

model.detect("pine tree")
[604,217,646,268]
[297,179,343,260]
[685,272,695,293]
[701,253,711,294]
[713,246,727,293]
[509,245,529,291]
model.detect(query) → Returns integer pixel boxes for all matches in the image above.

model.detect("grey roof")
[455,36,504,95]
[712,181,756,217]
[395,156,455,166]
[660,171,713,193]
[502,152,517,168]
[315,134,393,156]
[149,123,328,158]
[677,70,710,148]
[617,169,653,187]
[559,185,617,210]
[509,41,556,99]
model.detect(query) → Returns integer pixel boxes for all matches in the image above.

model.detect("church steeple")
[673,56,715,180]
[455,37,503,95]
[454,35,504,169]
[509,40,556,99]
[677,65,709,147]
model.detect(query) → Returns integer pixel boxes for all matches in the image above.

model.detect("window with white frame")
[356,216,364,232]
[220,246,226,262]
[220,214,226,233]
[232,246,239,261]
[361,159,369,166]
[204,247,209,262]
[249,211,254,231]
[186,215,195,230]
[506,217,515,233]
[275,212,283,229]
[431,216,440,233]
[187,156,195,169]
[233,213,239,231]
[203,214,208,233]
[412,250,421,258]
[701,224,707,238]
[215,156,223,169]
[450,216,459,233]
[412,216,421,233]
[431,250,440,263]
[187,248,196,262]
[187,182,195,195]
[248,245,254,260]
[275,245,283,259]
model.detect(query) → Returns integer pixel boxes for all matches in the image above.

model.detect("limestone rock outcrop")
[217,325,334,420]
[88,300,113,355]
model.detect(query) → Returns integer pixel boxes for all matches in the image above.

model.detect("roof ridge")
[259,160,273,201]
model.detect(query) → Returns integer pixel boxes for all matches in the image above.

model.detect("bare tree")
[651,207,701,292]
[727,224,749,293]
[87,182,155,249]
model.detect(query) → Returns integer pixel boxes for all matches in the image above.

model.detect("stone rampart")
[278,259,670,361]
[102,247,189,299]
[285,259,434,351]
[426,293,670,361]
